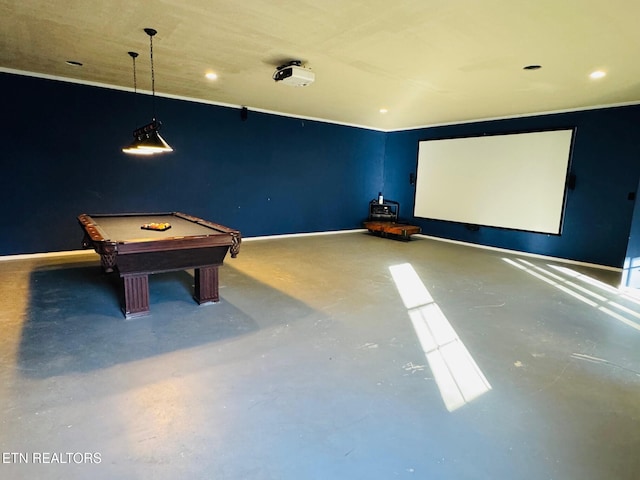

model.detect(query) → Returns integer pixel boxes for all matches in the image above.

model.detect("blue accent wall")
[382,107,640,267]
[0,73,384,255]
[2,72,639,268]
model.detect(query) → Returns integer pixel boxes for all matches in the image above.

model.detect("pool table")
[78,212,241,318]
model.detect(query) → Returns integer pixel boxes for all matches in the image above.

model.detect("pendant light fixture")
[122,28,173,155]
[122,51,153,155]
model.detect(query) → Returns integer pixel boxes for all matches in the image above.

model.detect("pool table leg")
[194,265,219,304]
[122,274,150,318]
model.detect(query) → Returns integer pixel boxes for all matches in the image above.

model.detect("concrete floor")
[1,232,639,479]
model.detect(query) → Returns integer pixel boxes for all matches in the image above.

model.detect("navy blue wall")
[383,106,640,267]
[0,73,384,255]
[2,72,639,267]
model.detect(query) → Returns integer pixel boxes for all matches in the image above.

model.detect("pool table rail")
[78,212,241,257]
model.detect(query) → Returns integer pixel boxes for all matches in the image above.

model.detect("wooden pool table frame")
[78,212,241,318]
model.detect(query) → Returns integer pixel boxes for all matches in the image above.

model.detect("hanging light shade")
[135,119,173,153]
[139,131,173,152]
[122,141,154,155]
[123,119,173,154]
[122,135,154,155]
[122,28,173,155]
[122,121,172,154]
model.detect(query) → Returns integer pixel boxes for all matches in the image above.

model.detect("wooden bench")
[363,221,421,241]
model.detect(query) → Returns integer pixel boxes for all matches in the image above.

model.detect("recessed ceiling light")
[589,70,606,79]
[205,72,218,80]
[379,108,388,114]
[523,65,542,70]
[66,60,83,67]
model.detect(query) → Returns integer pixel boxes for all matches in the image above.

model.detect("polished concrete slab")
[1,232,639,479]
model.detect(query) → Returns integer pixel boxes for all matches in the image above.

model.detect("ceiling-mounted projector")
[273,60,315,87]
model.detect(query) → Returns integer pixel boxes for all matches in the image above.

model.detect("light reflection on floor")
[389,263,492,412]
[503,258,640,332]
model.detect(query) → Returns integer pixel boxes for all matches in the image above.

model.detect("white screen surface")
[414,129,574,234]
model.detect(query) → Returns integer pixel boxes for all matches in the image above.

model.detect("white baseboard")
[414,234,621,272]
[0,228,621,273]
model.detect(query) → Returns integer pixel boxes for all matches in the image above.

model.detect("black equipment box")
[369,199,399,222]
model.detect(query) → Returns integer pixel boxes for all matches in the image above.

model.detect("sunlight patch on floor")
[504,258,640,332]
[389,263,491,412]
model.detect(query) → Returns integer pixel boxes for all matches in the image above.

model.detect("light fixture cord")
[132,55,137,93]
[149,32,156,119]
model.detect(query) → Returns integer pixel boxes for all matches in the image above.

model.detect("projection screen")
[414,129,574,234]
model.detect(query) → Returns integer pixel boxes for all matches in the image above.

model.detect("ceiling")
[2,0,640,131]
